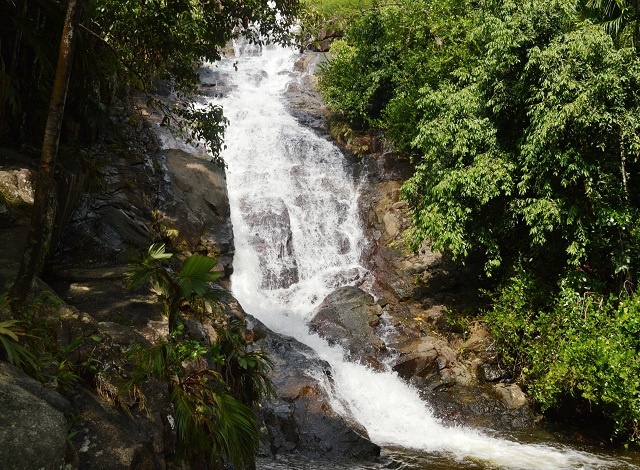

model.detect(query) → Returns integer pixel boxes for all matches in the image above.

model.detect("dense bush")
[487,276,640,442]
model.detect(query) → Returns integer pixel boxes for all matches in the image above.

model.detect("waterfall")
[209,44,628,469]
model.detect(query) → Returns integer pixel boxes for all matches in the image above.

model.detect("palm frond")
[125,244,174,296]
[0,320,21,342]
[0,320,38,370]
[584,0,632,37]
[148,243,173,260]
[212,392,259,468]
[177,253,222,298]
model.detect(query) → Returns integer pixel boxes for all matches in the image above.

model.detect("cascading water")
[207,44,636,469]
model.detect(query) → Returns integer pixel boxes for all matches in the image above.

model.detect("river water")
[209,44,640,469]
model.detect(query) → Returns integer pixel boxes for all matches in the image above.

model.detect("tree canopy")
[1,0,298,148]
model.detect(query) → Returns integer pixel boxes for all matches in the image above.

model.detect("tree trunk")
[10,0,80,307]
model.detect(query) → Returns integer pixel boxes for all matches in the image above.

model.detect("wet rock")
[0,362,72,469]
[248,316,380,460]
[390,335,462,386]
[46,270,163,328]
[309,286,385,367]
[50,133,160,269]
[241,197,300,290]
[161,148,235,274]
[62,309,173,469]
[286,53,330,134]
[69,383,174,470]
[422,384,536,431]
[198,67,237,98]
[478,362,506,382]
[494,383,528,410]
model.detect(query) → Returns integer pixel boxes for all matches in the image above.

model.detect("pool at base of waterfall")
[257,448,487,470]
[257,444,640,470]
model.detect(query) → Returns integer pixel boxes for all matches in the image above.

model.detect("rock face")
[70,383,173,470]
[309,286,385,367]
[390,336,471,388]
[287,53,330,134]
[248,316,380,460]
[161,148,234,274]
[50,121,234,276]
[0,362,73,469]
[241,197,299,289]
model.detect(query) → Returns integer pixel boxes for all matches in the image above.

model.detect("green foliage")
[577,0,640,47]
[154,99,229,164]
[0,0,299,151]
[318,0,476,149]
[213,317,274,405]
[298,0,373,48]
[323,0,640,443]
[0,289,103,392]
[125,245,273,465]
[126,244,224,332]
[303,0,372,19]
[0,319,38,370]
[487,277,640,442]
[325,0,640,285]
[171,378,258,468]
[124,301,273,466]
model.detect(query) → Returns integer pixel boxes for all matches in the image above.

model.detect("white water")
[210,44,622,469]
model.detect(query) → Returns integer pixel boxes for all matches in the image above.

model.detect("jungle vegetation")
[316,0,640,444]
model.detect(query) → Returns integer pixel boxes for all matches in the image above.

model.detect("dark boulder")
[0,362,73,469]
[248,316,380,460]
[309,286,385,367]
[69,382,174,470]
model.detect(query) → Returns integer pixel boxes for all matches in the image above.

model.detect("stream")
[209,44,640,469]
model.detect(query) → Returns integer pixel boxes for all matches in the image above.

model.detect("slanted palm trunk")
[10,0,80,307]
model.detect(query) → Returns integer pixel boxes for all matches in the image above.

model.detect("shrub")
[487,275,640,442]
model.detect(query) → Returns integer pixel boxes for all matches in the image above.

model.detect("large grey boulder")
[248,316,380,461]
[309,286,385,367]
[389,335,472,388]
[0,361,73,469]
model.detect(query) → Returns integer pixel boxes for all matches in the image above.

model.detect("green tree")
[125,243,224,333]
[10,0,81,306]
[578,0,640,48]
[318,0,477,151]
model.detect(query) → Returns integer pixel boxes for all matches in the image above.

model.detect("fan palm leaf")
[125,243,174,295]
[177,253,222,298]
[584,0,635,38]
